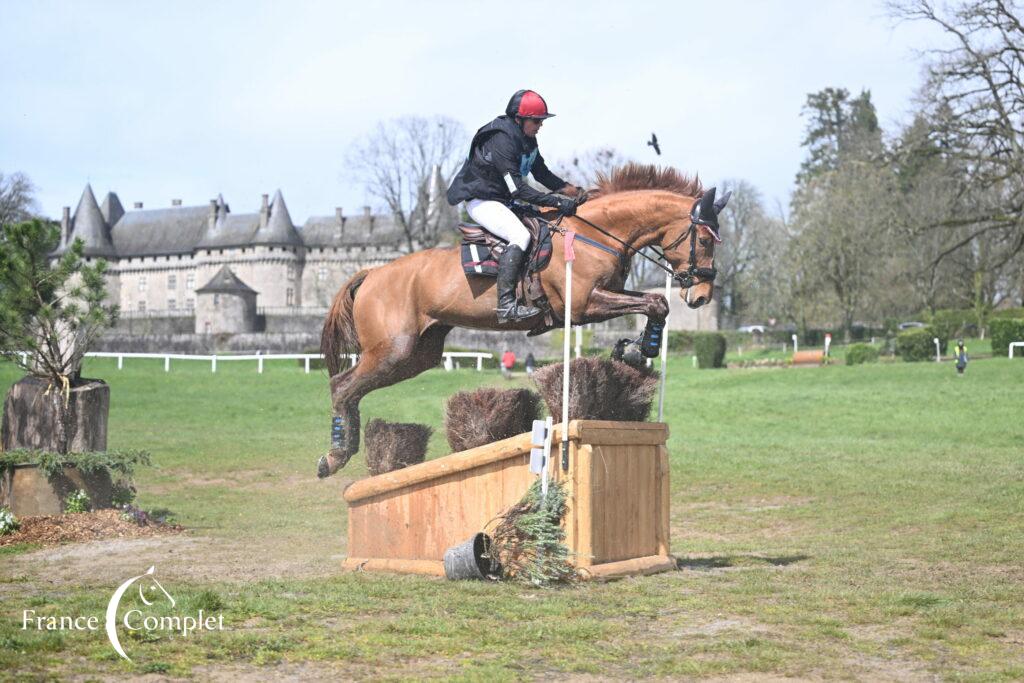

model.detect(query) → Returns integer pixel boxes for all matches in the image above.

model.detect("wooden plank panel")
[657,445,671,558]
[574,444,593,567]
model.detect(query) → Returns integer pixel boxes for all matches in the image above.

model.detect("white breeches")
[465,199,531,251]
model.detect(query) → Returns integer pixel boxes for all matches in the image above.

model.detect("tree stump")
[1,375,110,453]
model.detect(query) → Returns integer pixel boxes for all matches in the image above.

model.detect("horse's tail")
[321,269,369,376]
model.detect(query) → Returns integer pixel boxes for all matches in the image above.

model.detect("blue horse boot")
[641,320,665,358]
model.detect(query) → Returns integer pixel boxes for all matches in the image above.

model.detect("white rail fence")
[80,351,493,374]
[1010,341,1024,359]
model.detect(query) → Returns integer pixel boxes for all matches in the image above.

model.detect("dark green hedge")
[694,332,727,369]
[896,327,939,362]
[844,343,880,366]
[990,318,1024,357]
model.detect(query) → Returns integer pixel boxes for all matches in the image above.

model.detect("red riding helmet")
[505,89,555,120]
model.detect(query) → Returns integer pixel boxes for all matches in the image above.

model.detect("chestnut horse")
[317,164,728,478]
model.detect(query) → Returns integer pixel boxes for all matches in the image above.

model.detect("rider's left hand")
[560,184,581,198]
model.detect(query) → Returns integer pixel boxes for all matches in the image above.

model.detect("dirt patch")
[0,509,183,547]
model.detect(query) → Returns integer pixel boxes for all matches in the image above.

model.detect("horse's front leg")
[580,288,670,358]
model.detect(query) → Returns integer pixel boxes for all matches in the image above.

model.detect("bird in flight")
[647,132,661,156]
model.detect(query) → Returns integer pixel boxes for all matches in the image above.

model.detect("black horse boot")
[496,245,541,323]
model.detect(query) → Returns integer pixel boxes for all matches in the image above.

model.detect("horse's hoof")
[317,455,332,479]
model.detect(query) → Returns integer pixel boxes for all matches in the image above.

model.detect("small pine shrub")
[990,318,1024,357]
[0,507,19,535]
[693,332,727,369]
[896,327,938,362]
[64,489,91,514]
[844,343,880,366]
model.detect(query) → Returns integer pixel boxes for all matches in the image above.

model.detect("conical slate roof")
[195,265,258,295]
[100,192,125,227]
[427,165,458,233]
[252,189,302,247]
[70,184,116,258]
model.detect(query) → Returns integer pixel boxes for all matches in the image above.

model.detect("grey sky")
[1,0,943,223]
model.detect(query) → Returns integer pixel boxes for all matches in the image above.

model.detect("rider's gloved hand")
[556,196,577,217]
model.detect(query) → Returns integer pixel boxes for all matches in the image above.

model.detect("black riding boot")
[496,245,541,323]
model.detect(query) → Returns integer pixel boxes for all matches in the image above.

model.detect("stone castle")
[56,169,457,336]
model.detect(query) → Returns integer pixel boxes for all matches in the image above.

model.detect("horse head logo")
[105,566,175,661]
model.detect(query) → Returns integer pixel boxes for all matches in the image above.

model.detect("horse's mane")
[592,163,702,198]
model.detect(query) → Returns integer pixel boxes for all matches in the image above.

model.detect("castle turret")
[67,184,116,258]
[100,192,125,227]
[252,189,302,248]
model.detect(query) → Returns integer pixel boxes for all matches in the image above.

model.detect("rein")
[546,204,717,289]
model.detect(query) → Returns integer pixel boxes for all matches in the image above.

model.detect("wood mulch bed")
[0,509,184,547]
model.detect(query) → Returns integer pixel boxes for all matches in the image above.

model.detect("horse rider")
[447,89,582,322]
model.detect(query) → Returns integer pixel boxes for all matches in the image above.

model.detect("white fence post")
[164,355,170,372]
[212,356,217,373]
[304,357,310,373]
[258,356,264,374]
[792,334,799,354]
[117,354,123,370]
[476,356,483,371]
[933,337,941,363]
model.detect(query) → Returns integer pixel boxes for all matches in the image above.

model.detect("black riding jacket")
[447,115,567,207]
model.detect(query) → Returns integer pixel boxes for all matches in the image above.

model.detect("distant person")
[525,352,536,376]
[501,349,516,379]
[954,339,968,376]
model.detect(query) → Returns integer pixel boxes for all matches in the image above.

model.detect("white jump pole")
[933,337,941,363]
[561,231,576,472]
[657,271,672,421]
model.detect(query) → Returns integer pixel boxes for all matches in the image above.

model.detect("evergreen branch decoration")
[490,479,577,586]
[0,449,151,480]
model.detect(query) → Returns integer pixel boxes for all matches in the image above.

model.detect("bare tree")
[347,116,467,252]
[0,172,39,227]
[715,179,772,326]
[554,147,633,188]
[889,0,1024,271]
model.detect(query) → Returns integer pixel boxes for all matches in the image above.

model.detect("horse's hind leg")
[318,324,451,478]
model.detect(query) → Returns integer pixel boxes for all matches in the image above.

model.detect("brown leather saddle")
[458,212,556,331]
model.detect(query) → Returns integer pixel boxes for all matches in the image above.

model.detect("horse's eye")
[699,238,713,249]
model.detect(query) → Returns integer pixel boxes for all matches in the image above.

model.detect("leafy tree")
[0,219,117,453]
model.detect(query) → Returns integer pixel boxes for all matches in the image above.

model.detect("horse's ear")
[699,187,717,220]
[713,190,732,214]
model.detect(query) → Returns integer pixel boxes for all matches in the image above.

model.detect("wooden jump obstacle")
[791,349,826,366]
[343,419,674,580]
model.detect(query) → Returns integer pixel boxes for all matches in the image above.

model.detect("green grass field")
[1,354,1022,680]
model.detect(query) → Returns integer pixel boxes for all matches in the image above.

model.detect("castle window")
[137,301,146,312]
[186,298,195,311]
[286,288,294,306]
[213,294,220,308]
[287,264,297,281]
[138,276,147,292]
[317,266,327,281]
[168,298,177,310]
[204,321,212,335]
[186,273,196,290]
[168,274,177,290]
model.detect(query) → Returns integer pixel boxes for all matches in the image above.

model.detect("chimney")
[61,206,70,244]
[260,194,269,229]
[133,201,143,209]
[208,199,218,230]
[335,207,344,222]
[171,199,182,207]
[363,206,374,233]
